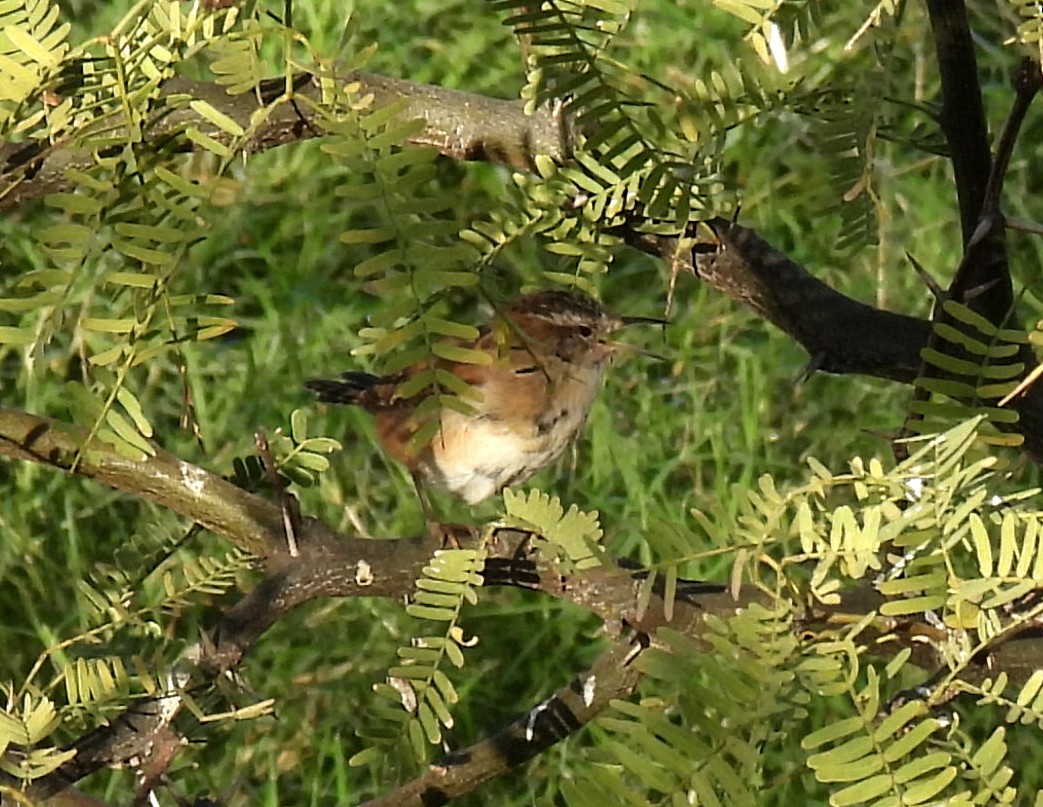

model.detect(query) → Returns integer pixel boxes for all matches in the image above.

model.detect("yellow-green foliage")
[558,416,1043,805]
[353,547,486,766]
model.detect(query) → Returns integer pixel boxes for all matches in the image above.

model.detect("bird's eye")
[578,325,594,338]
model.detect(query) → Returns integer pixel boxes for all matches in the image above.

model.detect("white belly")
[423,404,591,504]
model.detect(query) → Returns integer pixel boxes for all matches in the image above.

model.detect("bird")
[305,289,664,519]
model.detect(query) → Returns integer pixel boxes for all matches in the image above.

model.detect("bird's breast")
[420,363,606,503]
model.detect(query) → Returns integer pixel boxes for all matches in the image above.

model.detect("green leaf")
[117,387,153,439]
[81,317,135,333]
[971,727,1008,776]
[430,342,492,365]
[101,271,160,289]
[942,300,998,336]
[0,326,34,345]
[879,594,947,616]
[339,226,398,245]
[899,765,958,803]
[920,348,989,377]
[154,166,210,198]
[4,23,57,65]
[34,222,94,245]
[0,290,61,312]
[112,239,174,266]
[802,717,865,750]
[112,222,190,243]
[185,126,233,158]
[44,192,104,215]
[830,773,895,806]
[405,604,456,621]
[189,98,246,136]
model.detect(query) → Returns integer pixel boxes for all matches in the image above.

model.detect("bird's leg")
[411,470,439,532]
[411,471,477,548]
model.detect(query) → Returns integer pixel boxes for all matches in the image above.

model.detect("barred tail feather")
[305,372,381,405]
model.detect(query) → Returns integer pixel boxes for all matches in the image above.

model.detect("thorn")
[1004,215,1043,236]
[962,277,1001,302]
[796,353,825,383]
[905,252,946,301]
[966,211,1001,250]
[255,430,299,557]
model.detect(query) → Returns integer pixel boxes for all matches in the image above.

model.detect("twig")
[360,638,646,807]
[976,58,1043,232]
[253,430,300,557]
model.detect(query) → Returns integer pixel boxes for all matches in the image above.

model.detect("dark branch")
[909,5,1040,450]
[924,0,993,244]
[922,4,1039,318]
[621,220,1043,460]
[923,0,1011,317]
[360,639,645,807]
[623,220,929,382]
[979,58,1043,224]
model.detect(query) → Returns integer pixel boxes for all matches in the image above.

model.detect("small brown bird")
[306,289,662,513]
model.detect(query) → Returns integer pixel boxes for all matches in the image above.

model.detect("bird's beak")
[620,315,669,326]
[602,339,668,361]
[605,313,668,359]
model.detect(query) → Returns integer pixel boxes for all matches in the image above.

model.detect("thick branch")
[0,407,286,557]
[624,220,1043,461]
[924,0,993,243]
[16,524,738,800]
[627,221,930,384]
[693,221,930,382]
[0,71,566,212]
[0,408,740,628]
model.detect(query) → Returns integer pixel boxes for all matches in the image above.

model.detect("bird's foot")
[426,520,480,549]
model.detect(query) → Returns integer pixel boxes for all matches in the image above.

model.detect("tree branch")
[7,403,1043,803]
[0,407,286,557]
[361,638,645,807]
[0,406,742,799]
[924,0,993,244]
[622,220,1043,460]
[0,71,566,213]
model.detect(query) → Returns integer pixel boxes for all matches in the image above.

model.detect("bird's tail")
[305,372,385,406]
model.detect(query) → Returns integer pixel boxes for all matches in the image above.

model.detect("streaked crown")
[507,289,623,334]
